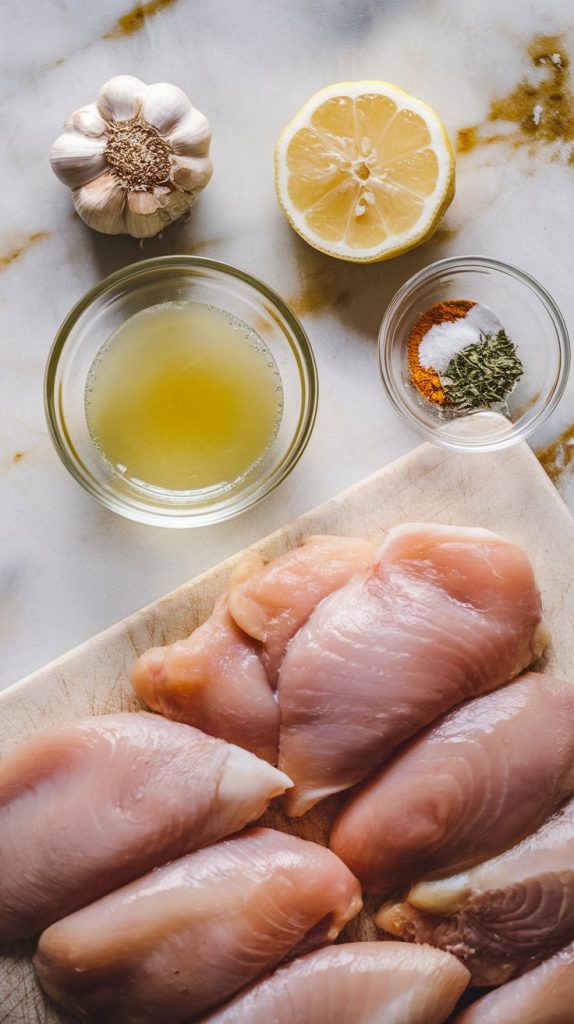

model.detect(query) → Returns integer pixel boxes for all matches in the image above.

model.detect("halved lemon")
[275,81,455,263]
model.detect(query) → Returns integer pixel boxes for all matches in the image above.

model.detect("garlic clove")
[73,171,127,234]
[124,189,164,238]
[166,107,211,157]
[51,129,108,189]
[124,209,166,238]
[97,75,146,123]
[172,154,214,191]
[127,190,163,215]
[141,82,192,135]
[66,103,107,138]
[125,188,197,238]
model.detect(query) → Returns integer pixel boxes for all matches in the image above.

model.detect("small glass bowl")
[45,257,318,527]
[378,256,570,450]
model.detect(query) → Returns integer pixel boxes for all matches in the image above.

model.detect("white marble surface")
[1,0,573,691]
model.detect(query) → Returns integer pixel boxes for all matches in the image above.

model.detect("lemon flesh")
[275,81,455,263]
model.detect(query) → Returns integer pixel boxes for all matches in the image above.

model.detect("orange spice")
[408,300,476,404]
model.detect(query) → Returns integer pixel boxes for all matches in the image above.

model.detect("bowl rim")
[377,254,571,451]
[44,255,319,527]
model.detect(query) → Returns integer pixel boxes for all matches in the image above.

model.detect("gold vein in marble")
[138,235,227,256]
[288,271,351,318]
[104,0,180,39]
[457,34,574,160]
[0,231,51,271]
[537,424,574,486]
[512,390,541,421]
[430,223,460,242]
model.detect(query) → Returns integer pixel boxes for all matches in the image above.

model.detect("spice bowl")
[45,257,318,527]
[378,256,570,450]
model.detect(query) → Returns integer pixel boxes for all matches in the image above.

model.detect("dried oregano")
[441,329,523,410]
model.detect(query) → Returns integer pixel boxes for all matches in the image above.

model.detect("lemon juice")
[85,301,283,492]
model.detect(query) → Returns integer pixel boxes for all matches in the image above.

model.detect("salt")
[418,303,504,373]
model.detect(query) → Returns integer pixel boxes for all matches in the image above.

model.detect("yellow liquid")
[86,301,283,492]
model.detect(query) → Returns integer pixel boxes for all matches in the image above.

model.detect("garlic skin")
[51,75,213,238]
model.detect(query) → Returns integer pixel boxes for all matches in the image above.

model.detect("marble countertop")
[1,0,573,691]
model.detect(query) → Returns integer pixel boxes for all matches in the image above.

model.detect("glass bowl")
[378,256,570,450]
[45,257,318,527]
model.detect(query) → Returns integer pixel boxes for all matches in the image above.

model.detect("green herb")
[442,329,523,410]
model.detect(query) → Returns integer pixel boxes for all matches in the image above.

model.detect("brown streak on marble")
[456,126,480,154]
[536,422,574,484]
[252,314,271,334]
[104,0,180,39]
[456,34,574,158]
[512,390,541,420]
[430,223,460,242]
[288,279,351,318]
[184,236,227,255]
[12,452,24,463]
[0,231,51,271]
[133,234,226,255]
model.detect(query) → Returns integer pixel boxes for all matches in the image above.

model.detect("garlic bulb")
[51,75,213,238]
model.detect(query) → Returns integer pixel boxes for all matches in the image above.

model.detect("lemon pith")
[275,81,455,263]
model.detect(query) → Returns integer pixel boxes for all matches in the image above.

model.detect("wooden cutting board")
[3,415,574,1023]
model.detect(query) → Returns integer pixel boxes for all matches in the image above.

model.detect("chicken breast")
[227,535,376,684]
[453,940,574,1023]
[202,942,469,1024]
[132,598,279,763]
[0,714,290,942]
[331,673,574,893]
[376,795,574,986]
[34,828,363,1024]
[279,524,546,816]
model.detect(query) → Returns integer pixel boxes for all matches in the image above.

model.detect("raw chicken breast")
[279,524,546,816]
[376,795,574,985]
[132,598,279,763]
[202,942,469,1024]
[0,714,290,942]
[331,673,574,893]
[227,535,376,684]
[453,939,574,1023]
[34,827,362,1024]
